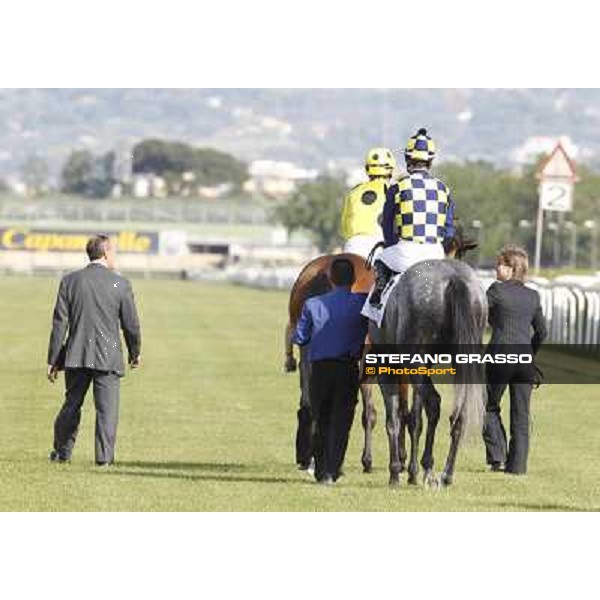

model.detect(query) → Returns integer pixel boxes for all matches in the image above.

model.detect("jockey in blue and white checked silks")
[369,128,456,308]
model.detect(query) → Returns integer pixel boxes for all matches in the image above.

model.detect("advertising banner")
[0,228,159,254]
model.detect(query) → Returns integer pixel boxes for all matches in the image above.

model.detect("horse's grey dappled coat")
[370,258,488,485]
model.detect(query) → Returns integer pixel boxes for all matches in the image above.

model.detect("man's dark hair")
[86,235,111,261]
[330,258,355,286]
[406,157,433,171]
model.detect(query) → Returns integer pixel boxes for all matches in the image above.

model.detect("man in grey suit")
[47,234,141,466]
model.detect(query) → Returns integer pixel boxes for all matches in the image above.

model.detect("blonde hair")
[497,245,529,282]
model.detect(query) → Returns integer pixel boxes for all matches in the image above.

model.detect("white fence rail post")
[528,282,600,350]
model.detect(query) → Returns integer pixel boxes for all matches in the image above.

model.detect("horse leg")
[441,409,465,487]
[397,380,410,473]
[380,382,402,487]
[421,379,441,489]
[407,383,424,485]
[360,383,377,473]
[284,322,297,372]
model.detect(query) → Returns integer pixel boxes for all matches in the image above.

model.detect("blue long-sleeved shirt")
[293,288,368,362]
[382,173,455,247]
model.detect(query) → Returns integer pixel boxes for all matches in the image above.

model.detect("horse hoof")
[440,473,453,487]
[407,473,418,486]
[389,474,401,487]
[423,471,440,491]
[363,464,373,474]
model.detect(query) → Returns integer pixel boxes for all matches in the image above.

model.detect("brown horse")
[284,253,392,473]
[284,228,477,476]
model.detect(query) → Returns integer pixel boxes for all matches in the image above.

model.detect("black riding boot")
[369,259,392,308]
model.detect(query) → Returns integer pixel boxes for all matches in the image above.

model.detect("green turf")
[1,275,599,511]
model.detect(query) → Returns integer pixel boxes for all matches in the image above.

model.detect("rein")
[365,242,384,270]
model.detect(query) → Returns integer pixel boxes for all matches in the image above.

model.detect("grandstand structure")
[0,197,313,278]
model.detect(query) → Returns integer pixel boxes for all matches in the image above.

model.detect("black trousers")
[483,363,533,474]
[295,347,313,468]
[53,368,120,464]
[309,359,360,481]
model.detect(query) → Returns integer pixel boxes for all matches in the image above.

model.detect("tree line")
[275,160,600,268]
[5,139,248,199]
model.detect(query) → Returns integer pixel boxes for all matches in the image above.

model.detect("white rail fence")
[228,267,600,349]
[528,283,600,347]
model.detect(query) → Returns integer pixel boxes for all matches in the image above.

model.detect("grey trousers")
[53,368,120,464]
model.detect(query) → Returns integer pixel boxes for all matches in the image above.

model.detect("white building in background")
[245,160,318,198]
[198,182,234,199]
[132,175,151,198]
[132,173,167,198]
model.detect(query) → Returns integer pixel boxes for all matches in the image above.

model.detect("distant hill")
[1,88,599,178]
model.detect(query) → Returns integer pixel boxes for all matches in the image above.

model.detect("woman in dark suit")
[483,245,547,475]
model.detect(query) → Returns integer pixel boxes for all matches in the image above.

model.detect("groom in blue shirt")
[293,258,368,484]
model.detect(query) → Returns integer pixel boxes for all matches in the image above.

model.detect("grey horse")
[369,258,488,487]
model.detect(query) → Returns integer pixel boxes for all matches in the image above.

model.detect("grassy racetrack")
[1,275,599,511]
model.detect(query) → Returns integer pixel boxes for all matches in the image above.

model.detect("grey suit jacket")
[47,263,141,376]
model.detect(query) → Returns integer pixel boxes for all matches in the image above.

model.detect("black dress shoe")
[490,462,505,472]
[505,467,526,476]
[48,450,69,463]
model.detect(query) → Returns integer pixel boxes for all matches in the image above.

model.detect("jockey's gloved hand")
[285,355,298,373]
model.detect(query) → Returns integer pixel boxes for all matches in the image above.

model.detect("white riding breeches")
[379,240,444,273]
[343,234,383,259]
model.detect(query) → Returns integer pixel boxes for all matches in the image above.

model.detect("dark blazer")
[47,263,141,376]
[487,280,547,353]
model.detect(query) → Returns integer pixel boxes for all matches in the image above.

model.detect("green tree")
[88,151,116,198]
[438,161,538,262]
[194,148,247,187]
[61,150,94,195]
[274,176,346,252]
[132,139,196,175]
[20,154,49,196]
[61,150,116,198]
[132,139,247,191]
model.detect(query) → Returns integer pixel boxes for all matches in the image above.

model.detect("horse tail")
[444,276,485,434]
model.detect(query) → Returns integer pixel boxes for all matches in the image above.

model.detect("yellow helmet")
[365,147,396,177]
[405,128,436,162]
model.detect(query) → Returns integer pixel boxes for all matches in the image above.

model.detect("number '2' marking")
[546,184,568,208]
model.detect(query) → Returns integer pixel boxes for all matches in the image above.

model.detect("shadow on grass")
[491,500,599,512]
[100,467,316,487]
[116,461,260,472]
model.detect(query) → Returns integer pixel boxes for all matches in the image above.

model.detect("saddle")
[361,274,402,328]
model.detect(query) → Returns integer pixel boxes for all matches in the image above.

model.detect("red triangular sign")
[537,143,578,181]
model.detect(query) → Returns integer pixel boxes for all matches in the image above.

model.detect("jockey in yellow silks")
[340,147,396,258]
[369,128,456,308]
